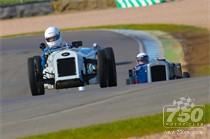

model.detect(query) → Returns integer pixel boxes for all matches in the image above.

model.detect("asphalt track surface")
[0,30,209,139]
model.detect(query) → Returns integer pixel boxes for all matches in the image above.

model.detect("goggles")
[137,55,149,62]
[46,34,60,42]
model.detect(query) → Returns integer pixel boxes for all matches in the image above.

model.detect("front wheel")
[104,47,117,87]
[97,50,107,88]
[28,56,45,96]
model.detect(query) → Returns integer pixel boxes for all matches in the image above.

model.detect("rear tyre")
[97,50,107,88]
[104,47,117,87]
[183,72,190,78]
[28,56,45,96]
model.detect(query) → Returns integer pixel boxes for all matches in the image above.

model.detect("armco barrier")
[115,0,167,8]
[0,0,49,7]
[0,0,52,19]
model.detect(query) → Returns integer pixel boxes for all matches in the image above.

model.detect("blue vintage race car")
[28,41,117,96]
[126,58,190,85]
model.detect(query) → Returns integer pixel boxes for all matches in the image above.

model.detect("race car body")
[28,41,117,96]
[126,58,190,85]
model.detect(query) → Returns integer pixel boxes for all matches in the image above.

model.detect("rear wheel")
[28,56,45,96]
[183,72,190,78]
[104,47,117,87]
[97,50,107,88]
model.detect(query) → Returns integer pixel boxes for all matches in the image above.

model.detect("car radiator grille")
[57,58,76,77]
[151,65,166,82]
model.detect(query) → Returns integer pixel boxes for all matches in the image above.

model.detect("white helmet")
[44,26,62,48]
[136,52,149,63]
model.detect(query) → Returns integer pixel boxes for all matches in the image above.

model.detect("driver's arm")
[41,48,49,70]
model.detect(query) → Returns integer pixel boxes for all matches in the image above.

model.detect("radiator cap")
[61,52,70,56]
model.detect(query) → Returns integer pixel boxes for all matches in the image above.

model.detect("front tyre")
[97,50,108,88]
[28,56,45,96]
[104,47,117,87]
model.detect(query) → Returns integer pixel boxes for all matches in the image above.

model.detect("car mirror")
[40,43,46,50]
[72,41,83,48]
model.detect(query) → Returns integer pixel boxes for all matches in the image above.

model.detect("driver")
[41,26,65,69]
[134,52,149,83]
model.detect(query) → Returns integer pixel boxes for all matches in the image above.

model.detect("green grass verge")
[147,31,185,63]
[1,24,208,39]
[162,42,181,62]
[82,24,208,33]
[20,104,210,139]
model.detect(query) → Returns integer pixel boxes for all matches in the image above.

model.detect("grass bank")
[21,104,210,139]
